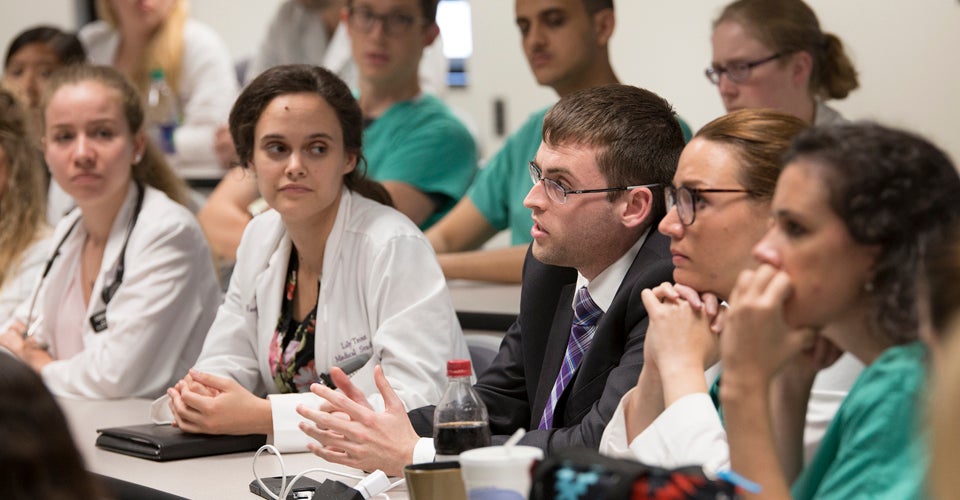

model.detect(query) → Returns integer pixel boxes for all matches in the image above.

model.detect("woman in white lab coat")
[0,65,220,399]
[164,64,466,451]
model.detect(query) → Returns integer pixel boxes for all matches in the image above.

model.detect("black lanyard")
[26,183,145,335]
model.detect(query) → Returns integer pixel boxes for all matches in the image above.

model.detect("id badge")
[89,310,108,332]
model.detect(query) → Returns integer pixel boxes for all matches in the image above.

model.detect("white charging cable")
[252,444,405,500]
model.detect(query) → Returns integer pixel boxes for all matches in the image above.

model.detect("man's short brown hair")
[542,84,685,219]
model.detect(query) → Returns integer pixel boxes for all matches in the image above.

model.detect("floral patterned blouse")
[268,248,320,393]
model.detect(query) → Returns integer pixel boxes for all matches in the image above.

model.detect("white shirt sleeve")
[600,389,730,472]
[598,388,639,459]
[634,393,730,472]
[412,437,437,464]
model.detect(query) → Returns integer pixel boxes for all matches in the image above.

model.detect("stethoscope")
[22,183,145,340]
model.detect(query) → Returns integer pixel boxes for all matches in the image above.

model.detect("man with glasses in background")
[295,84,685,476]
[345,0,476,228]
[199,0,472,272]
[245,0,448,94]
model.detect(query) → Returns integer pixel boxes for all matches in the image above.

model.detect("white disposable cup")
[458,445,544,500]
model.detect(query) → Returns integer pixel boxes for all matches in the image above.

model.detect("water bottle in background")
[146,68,179,155]
[433,359,491,461]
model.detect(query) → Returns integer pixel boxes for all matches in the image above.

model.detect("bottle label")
[151,122,177,155]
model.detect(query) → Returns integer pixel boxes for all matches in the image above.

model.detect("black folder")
[95,423,267,461]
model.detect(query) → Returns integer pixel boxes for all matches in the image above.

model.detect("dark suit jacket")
[410,230,674,453]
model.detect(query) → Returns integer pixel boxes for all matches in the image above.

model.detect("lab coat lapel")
[256,231,293,383]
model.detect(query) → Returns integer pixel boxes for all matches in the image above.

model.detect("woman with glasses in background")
[599,109,810,471]
[707,0,858,126]
[707,0,865,455]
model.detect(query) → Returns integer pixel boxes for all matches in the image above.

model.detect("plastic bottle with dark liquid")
[433,359,491,461]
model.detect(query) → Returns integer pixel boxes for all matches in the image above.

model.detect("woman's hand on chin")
[722,264,815,387]
[643,283,722,373]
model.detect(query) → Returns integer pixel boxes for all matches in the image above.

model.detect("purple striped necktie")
[539,286,603,430]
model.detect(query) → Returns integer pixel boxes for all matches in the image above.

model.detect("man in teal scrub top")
[347,0,477,228]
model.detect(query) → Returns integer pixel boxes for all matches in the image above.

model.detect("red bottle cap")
[446,359,472,377]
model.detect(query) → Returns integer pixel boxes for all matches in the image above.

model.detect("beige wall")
[3,0,959,163]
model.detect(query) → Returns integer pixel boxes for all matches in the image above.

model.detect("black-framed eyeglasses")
[347,6,426,37]
[529,161,658,205]
[665,185,755,225]
[704,53,782,85]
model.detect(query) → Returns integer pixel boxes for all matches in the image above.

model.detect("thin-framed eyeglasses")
[347,6,426,37]
[665,185,755,225]
[704,53,782,85]
[529,161,659,205]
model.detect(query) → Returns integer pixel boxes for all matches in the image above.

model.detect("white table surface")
[447,280,521,316]
[53,282,518,498]
[59,397,408,500]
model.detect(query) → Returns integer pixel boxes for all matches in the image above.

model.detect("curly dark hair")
[784,122,960,345]
[229,64,391,205]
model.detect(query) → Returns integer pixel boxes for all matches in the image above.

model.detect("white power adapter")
[353,470,393,499]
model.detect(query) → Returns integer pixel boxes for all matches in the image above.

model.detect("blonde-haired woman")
[0,65,220,399]
[0,90,50,320]
[79,0,238,173]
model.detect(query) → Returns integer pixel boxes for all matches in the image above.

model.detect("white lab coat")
[179,188,467,451]
[600,353,864,470]
[4,182,221,398]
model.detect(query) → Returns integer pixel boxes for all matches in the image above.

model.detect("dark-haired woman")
[163,64,466,451]
[722,123,960,499]
[2,25,87,225]
[2,25,86,132]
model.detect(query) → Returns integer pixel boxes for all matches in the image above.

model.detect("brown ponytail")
[818,33,859,99]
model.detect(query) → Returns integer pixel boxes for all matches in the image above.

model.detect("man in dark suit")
[296,84,687,476]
